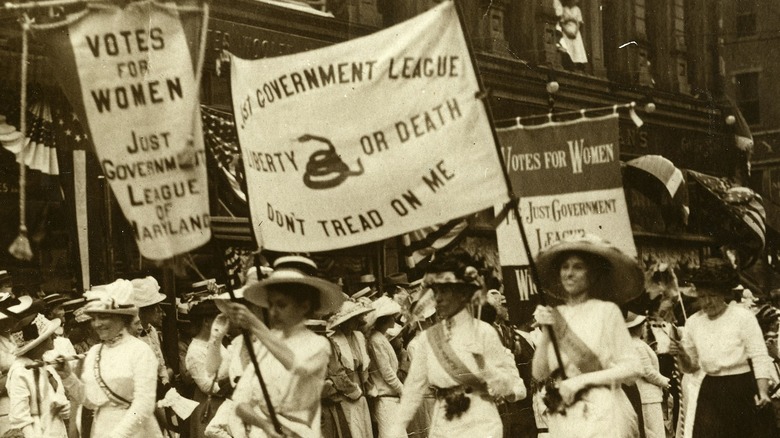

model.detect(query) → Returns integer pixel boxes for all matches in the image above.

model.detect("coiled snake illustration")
[298,134,364,189]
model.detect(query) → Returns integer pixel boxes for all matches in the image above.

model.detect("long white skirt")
[374,397,405,438]
[546,386,638,438]
[428,394,502,438]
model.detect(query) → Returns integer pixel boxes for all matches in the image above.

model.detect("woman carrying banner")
[532,234,643,438]
[224,255,344,437]
[669,257,775,438]
[390,250,526,438]
[54,279,163,438]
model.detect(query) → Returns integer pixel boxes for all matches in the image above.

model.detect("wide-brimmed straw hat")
[535,234,643,303]
[0,294,34,320]
[327,300,373,331]
[43,293,70,311]
[365,296,402,328]
[686,257,739,294]
[244,256,344,316]
[625,312,647,329]
[352,287,377,300]
[82,280,138,317]
[12,314,61,356]
[130,276,166,308]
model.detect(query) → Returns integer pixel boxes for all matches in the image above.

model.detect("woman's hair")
[628,323,644,338]
[375,315,395,330]
[267,283,321,317]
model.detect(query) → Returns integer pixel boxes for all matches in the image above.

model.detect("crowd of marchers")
[0,235,777,437]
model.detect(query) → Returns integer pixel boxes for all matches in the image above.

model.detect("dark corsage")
[443,388,471,420]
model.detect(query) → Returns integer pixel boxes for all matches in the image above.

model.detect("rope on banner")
[2,0,203,12]
[8,15,33,261]
[497,101,647,129]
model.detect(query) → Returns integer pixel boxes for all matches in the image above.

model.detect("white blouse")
[63,332,160,438]
[186,338,229,395]
[232,323,330,438]
[395,308,525,429]
[681,303,772,378]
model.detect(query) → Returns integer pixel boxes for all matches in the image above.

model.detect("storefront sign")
[47,1,210,260]
[496,115,636,265]
[230,2,509,252]
[207,20,326,63]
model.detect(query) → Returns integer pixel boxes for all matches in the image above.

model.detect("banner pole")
[450,0,567,374]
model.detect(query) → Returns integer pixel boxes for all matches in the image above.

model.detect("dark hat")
[688,257,739,291]
[384,272,410,287]
[189,299,219,318]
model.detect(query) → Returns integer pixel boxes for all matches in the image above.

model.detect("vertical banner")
[47,2,210,260]
[230,1,509,252]
[496,115,635,319]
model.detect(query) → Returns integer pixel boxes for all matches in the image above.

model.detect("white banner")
[231,2,508,252]
[66,2,210,259]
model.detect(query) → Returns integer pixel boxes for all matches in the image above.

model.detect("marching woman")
[224,256,344,437]
[365,296,404,438]
[55,279,163,438]
[532,235,643,438]
[670,257,775,438]
[390,250,526,437]
[7,315,70,438]
[323,299,375,438]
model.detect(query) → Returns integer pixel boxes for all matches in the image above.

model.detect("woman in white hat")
[6,314,70,438]
[532,235,643,437]
[221,256,345,437]
[323,298,374,438]
[0,293,35,436]
[391,250,526,438]
[129,276,170,388]
[54,279,163,438]
[365,296,404,438]
[625,312,669,438]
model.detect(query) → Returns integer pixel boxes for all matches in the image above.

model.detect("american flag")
[401,217,469,268]
[201,106,246,203]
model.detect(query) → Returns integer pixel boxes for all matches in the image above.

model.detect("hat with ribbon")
[0,294,34,321]
[351,287,377,300]
[12,314,61,356]
[625,311,647,329]
[130,276,166,308]
[43,293,70,311]
[82,279,138,317]
[535,234,644,303]
[365,296,402,328]
[327,300,373,331]
[244,256,345,316]
[357,274,376,285]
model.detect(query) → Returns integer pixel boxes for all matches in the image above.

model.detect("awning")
[624,155,690,225]
[686,170,766,267]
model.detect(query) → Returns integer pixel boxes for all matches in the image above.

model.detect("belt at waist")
[432,384,490,401]
[705,363,751,377]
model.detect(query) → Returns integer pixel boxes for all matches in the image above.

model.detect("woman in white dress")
[391,250,526,438]
[55,279,163,438]
[224,255,345,437]
[532,235,643,438]
[7,314,69,438]
[365,296,404,438]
